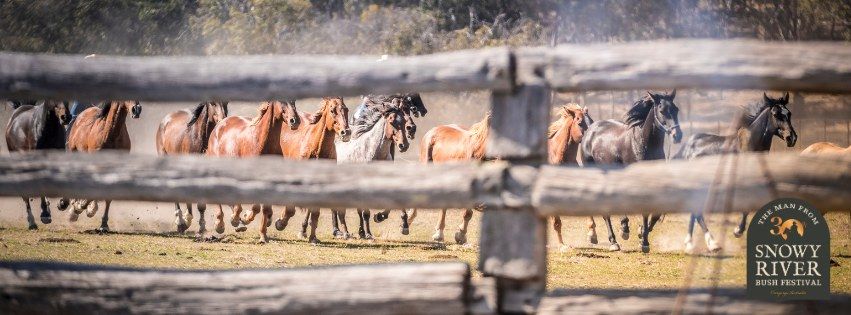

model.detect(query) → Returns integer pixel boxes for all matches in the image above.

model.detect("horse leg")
[196,204,208,237]
[232,205,248,233]
[407,208,417,226]
[174,203,188,233]
[400,209,410,235]
[455,209,473,245]
[214,204,225,234]
[37,197,51,224]
[307,208,320,244]
[336,209,351,239]
[96,200,111,234]
[258,205,272,244]
[374,209,391,223]
[603,216,620,251]
[640,214,650,253]
[299,208,309,239]
[697,214,720,252]
[685,214,697,254]
[553,216,568,252]
[648,214,661,232]
[587,216,598,244]
[69,199,90,222]
[620,215,630,240]
[331,209,341,238]
[275,206,296,231]
[242,204,261,224]
[23,197,37,230]
[57,197,70,211]
[733,212,748,238]
[184,203,194,230]
[85,200,99,218]
[432,209,447,242]
[362,209,374,240]
[357,209,366,239]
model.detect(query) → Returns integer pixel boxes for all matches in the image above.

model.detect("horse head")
[130,101,142,118]
[647,90,682,143]
[45,100,71,125]
[322,97,351,142]
[565,104,589,143]
[383,108,409,152]
[403,93,427,117]
[210,101,229,124]
[764,92,796,147]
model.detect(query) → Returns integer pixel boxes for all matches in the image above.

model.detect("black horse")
[4,100,71,229]
[674,92,796,253]
[581,90,683,252]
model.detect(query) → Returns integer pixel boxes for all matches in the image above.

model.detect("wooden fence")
[1,39,851,314]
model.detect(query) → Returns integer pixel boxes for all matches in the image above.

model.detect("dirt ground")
[1,90,849,293]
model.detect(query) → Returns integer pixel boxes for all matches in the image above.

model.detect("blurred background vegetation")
[1,0,849,56]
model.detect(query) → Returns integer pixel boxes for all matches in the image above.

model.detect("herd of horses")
[5,91,849,254]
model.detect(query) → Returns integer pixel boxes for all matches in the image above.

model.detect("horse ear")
[763,92,771,104]
[781,92,790,104]
[669,89,676,99]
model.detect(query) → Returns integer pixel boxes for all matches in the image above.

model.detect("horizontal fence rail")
[1,151,848,215]
[0,261,471,314]
[2,40,850,102]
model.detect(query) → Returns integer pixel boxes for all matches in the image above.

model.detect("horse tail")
[419,128,436,163]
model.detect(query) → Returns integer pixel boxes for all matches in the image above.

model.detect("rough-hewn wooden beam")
[0,261,470,315]
[538,288,851,314]
[0,151,505,210]
[0,48,513,101]
[534,152,851,216]
[525,40,851,93]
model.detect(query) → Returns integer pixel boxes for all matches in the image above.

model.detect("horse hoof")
[559,244,570,253]
[362,234,374,240]
[298,231,307,239]
[621,231,630,240]
[733,228,744,238]
[641,245,650,253]
[401,227,409,235]
[374,213,387,223]
[57,199,69,211]
[608,244,620,251]
[258,237,268,244]
[342,232,351,240]
[588,234,598,245]
[454,231,467,245]
[96,226,110,234]
[86,203,98,218]
[309,237,321,245]
[235,224,248,233]
[69,212,79,222]
[230,217,241,228]
[28,223,38,230]
[215,223,225,234]
[432,232,444,242]
[274,219,285,231]
[40,216,52,225]
[176,223,188,234]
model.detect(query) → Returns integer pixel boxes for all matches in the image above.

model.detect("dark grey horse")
[674,92,796,253]
[581,90,683,252]
[5,100,71,229]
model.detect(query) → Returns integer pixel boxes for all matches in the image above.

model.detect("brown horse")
[271,97,351,244]
[206,100,300,242]
[408,112,491,245]
[801,142,851,155]
[547,104,591,251]
[156,101,229,234]
[60,101,142,233]
[5,100,70,229]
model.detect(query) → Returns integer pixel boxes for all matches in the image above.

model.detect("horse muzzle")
[339,129,351,142]
[398,142,409,152]
[671,127,683,144]
[785,132,798,147]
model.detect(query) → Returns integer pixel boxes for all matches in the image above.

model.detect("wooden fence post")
[481,82,550,313]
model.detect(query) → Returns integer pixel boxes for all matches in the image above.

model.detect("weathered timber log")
[525,39,851,93]
[538,288,851,315]
[0,48,512,101]
[0,261,470,315]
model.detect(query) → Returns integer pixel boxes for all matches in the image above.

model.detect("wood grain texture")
[0,261,470,315]
[534,152,851,216]
[478,209,546,281]
[0,48,512,101]
[538,289,851,315]
[0,151,506,210]
[525,39,851,93]
[485,84,551,160]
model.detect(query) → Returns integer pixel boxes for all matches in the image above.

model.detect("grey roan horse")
[4,100,70,229]
[581,90,683,252]
[674,92,796,253]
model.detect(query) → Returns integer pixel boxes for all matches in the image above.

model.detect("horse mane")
[738,101,771,129]
[622,96,654,127]
[352,104,393,139]
[96,101,112,118]
[187,102,207,127]
[548,104,582,138]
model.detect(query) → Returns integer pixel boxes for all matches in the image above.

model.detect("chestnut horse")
[675,92,796,253]
[156,101,229,234]
[408,112,491,245]
[802,142,850,155]
[548,104,592,251]
[206,100,300,242]
[332,101,410,240]
[271,97,351,244]
[5,100,70,229]
[581,91,683,253]
[59,101,142,233]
